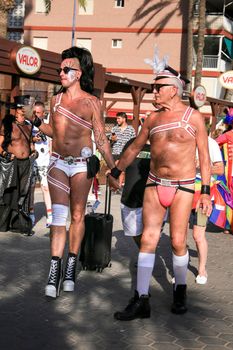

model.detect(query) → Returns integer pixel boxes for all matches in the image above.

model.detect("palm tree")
[0,1,87,39]
[44,0,87,14]
[186,0,194,93]
[194,0,206,87]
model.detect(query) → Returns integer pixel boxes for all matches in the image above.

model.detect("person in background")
[191,136,224,284]
[216,108,233,234]
[30,101,52,228]
[110,112,136,188]
[120,130,150,249]
[0,96,37,234]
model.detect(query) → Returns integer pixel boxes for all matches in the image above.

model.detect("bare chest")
[12,124,31,143]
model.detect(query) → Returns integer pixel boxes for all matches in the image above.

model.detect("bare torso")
[7,123,32,159]
[51,92,94,157]
[149,106,197,180]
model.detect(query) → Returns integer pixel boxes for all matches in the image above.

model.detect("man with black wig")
[31,46,115,298]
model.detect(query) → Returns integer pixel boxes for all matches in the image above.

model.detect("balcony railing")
[193,55,218,69]
[203,56,218,69]
[193,55,232,72]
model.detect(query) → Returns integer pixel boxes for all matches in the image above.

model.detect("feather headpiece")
[144,47,190,86]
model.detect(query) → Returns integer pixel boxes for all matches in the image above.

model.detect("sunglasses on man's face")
[57,67,80,75]
[153,84,175,92]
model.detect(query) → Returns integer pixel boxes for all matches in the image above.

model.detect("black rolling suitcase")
[79,183,113,272]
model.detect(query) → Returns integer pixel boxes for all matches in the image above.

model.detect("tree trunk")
[0,10,7,38]
[194,0,206,87]
[186,0,194,93]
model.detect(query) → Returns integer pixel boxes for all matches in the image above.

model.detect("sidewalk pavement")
[0,186,233,350]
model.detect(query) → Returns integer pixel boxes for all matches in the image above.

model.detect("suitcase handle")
[104,178,111,216]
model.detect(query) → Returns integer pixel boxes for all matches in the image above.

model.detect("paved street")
[0,186,233,350]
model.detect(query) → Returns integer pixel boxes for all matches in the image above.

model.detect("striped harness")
[53,93,92,131]
[150,107,196,138]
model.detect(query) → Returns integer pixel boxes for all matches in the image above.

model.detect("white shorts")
[49,155,87,177]
[120,203,143,236]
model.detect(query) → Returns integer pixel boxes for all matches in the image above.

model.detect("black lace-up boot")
[114,290,151,321]
[45,256,63,298]
[63,253,77,292]
[171,284,187,314]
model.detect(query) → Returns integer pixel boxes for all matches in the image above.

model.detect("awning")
[224,37,233,58]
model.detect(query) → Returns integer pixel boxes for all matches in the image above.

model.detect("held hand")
[105,169,121,191]
[108,174,121,191]
[196,194,212,217]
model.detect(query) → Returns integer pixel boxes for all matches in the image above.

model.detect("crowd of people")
[0,46,233,319]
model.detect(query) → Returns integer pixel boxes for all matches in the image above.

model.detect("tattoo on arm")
[93,116,106,157]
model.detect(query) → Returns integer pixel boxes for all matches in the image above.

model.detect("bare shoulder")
[79,95,101,117]
[190,108,205,127]
[81,94,100,107]
[146,109,162,127]
[50,95,56,108]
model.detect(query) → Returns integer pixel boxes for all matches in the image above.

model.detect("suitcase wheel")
[108,262,112,268]
[96,267,103,273]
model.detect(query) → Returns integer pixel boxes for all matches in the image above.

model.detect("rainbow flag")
[192,177,230,229]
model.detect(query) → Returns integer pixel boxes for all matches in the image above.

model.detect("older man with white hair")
[109,63,212,319]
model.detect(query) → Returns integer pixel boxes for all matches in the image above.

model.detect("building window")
[114,0,124,8]
[76,38,92,52]
[79,0,93,15]
[35,0,46,13]
[112,39,122,48]
[33,37,48,50]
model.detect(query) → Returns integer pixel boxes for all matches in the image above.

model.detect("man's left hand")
[196,194,212,217]
[105,170,121,191]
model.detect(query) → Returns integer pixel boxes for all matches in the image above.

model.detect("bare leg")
[169,187,194,314]
[41,185,52,212]
[48,168,70,258]
[114,186,166,321]
[69,172,92,254]
[193,224,208,277]
[137,187,166,295]
[45,167,70,298]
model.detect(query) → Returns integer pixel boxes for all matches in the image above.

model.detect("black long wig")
[61,46,94,94]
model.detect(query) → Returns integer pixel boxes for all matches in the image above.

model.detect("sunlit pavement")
[0,186,233,350]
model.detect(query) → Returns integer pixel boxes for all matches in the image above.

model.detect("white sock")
[137,252,155,296]
[173,251,189,289]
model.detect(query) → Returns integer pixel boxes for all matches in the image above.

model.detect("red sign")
[12,46,41,75]
[192,85,207,108]
[219,70,233,90]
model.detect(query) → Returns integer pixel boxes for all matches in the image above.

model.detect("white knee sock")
[137,252,155,296]
[173,251,189,289]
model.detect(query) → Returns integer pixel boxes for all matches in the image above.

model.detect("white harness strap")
[47,160,70,194]
[150,107,196,138]
[57,105,92,131]
[53,93,63,112]
[53,92,92,131]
